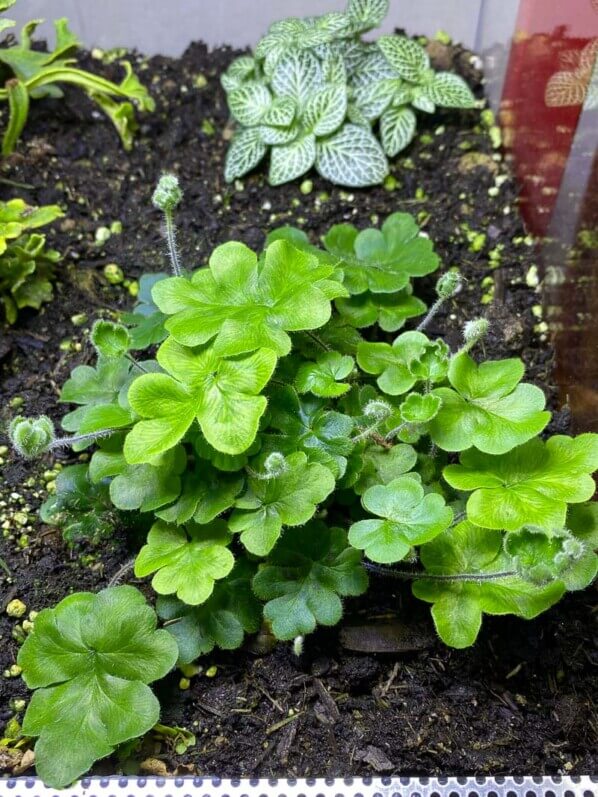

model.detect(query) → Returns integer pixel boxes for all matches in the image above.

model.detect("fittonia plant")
[221,0,476,186]
[9,176,598,786]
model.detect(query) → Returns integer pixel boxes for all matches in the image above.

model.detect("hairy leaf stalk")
[364,561,517,582]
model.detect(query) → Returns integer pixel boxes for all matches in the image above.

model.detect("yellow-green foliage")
[0,198,63,323]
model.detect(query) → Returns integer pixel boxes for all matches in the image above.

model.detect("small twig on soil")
[252,680,285,713]
[276,715,300,765]
[266,711,304,736]
[196,699,224,717]
[380,662,400,697]
[312,677,340,721]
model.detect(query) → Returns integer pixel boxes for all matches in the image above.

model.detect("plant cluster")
[0,0,154,154]
[221,0,475,186]
[0,197,63,323]
[9,177,598,786]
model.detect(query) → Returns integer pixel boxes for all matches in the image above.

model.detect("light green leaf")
[429,353,550,455]
[156,465,244,525]
[253,523,368,640]
[17,586,177,788]
[321,52,347,84]
[564,503,598,591]
[316,124,388,187]
[444,434,598,531]
[269,134,316,185]
[124,338,276,460]
[400,393,442,423]
[377,36,430,82]
[380,105,417,156]
[265,386,355,479]
[90,320,131,359]
[349,475,453,562]
[336,289,426,330]
[89,446,185,513]
[295,351,354,397]
[325,211,439,295]
[413,522,565,648]
[134,520,234,605]
[153,239,342,356]
[3,78,29,156]
[411,89,436,113]
[357,331,431,395]
[504,526,590,587]
[229,451,336,555]
[353,442,417,495]
[224,127,267,182]
[123,372,195,462]
[156,559,261,663]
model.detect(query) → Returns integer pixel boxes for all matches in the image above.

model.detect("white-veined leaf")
[262,96,296,127]
[268,18,304,37]
[228,81,272,126]
[423,72,475,107]
[378,36,430,82]
[269,134,317,185]
[343,40,373,73]
[259,124,299,145]
[316,124,388,187]
[224,127,267,182]
[221,56,255,92]
[380,105,417,156]
[347,0,390,31]
[392,86,414,105]
[317,11,353,39]
[347,103,370,126]
[411,89,435,113]
[322,53,347,84]
[353,78,398,120]
[271,51,323,107]
[303,84,347,136]
[350,50,396,88]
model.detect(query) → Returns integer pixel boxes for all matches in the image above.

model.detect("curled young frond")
[435,270,462,300]
[9,415,55,458]
[152,173,183,212]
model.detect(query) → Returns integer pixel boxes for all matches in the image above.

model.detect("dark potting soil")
[0,37,596,780]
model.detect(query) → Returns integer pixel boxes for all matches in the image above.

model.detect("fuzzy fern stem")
[49,429,118,450]
[152,173,184,277]
[163,209,183,277]
[363,561,516,582]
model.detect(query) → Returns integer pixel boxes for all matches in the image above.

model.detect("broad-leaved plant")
[10,176,598,785]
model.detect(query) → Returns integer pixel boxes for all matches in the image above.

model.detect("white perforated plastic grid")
[0,775,596,797]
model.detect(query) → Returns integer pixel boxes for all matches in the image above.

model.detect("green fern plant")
[10,176,598,787]
[0,197,63,322]
[0,0,154,154]
[221,0,475,186]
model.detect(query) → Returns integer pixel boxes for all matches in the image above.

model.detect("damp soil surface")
[0,37,596,780]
